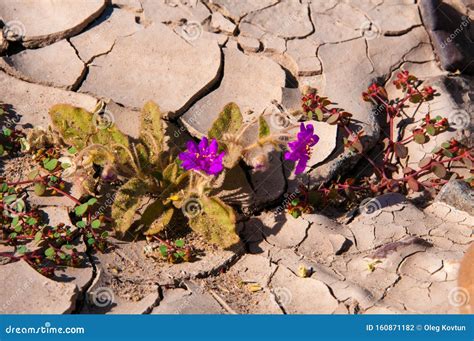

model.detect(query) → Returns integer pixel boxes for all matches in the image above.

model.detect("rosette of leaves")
[48,101,241,249]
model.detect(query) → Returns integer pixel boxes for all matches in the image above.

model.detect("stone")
[231,254,276,286]
[54,239,94,294]
[210,12,236,34]
[249,151,286,207]
[112,0,143,11]
[0,71,98,129]
[110,291,160,314]
[367,27,431,76]
[41,206,73,227]
[261,33,286,54]
[244,1,313,39]
[0,40,85,90]
[0,0,107,48]
[80,23,221,113]
[180,47,286,137]
[419,0,474,74]
[237,35,261,52]
[209,0,279,21]
[404,43,437,63]
[239,22,265,39]
[103,100,141,138]
[345,257,400,300]
[310,3,366,43]
[84,271,160,314]
[210,165,255,210]
[399,252,445,281]
[363,3,422,35]
[286,39,321,76]
[436,180,474,215]
[0,260,78,313]
[383,276,441,313]
[256,211,309,249]
[329,280,377,310]
[152,287,224,314]
[309,38,378,183]
[270,266,338,314]
[364,306,403,314]
[70,8,143,63]
[201,31,229,46]
[298,220,353,262]
[141,0,210,24]
[91,238,239,288]
[27,189,78,208]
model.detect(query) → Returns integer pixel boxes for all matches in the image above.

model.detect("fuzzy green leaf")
[140,101,164,163]
[188,196,240,249]
[162,162,179,184]
[49,104,130,163]
[49,104,95,150]
[139,199,165,227]
[144,207,175,235]
[258,116,271,138]
[111,177,148,236]
[208,103,243,140]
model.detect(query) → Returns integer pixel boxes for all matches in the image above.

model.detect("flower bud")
[101,164,117,182]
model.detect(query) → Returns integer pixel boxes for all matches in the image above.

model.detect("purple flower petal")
[208,138,219,154]
[294,155,309,174]
[198,137,208,152]
[186,140,198,153]
[285,123,319,175]
[179,137,225,176]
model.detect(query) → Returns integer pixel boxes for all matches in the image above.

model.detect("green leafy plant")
[45,98,313,250]
[287,71,473,217]
[0,161,109,277]
[45,102,243,249]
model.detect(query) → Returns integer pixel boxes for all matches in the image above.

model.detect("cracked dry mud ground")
[0,0,473,314]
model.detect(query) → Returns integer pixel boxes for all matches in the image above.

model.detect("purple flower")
[284,123,319,174]
[179,137,225,175]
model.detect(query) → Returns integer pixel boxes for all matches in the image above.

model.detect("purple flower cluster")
[179,137,225,175]
[284,123,319,174]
